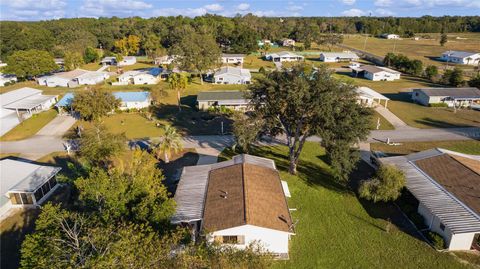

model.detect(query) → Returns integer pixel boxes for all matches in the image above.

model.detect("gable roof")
[197,90,247,102]
[381,149,480,234]
[54,69,89,79]
[1,87,42,107]
[359,65,400,74]
[442,50,480,58]
[222,53,245,58]
[414,87,480,98]
[214,66,251,78]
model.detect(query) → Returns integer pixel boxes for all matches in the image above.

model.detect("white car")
[348,62,361,68]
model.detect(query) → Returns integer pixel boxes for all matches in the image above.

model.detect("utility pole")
[392,37,397,53]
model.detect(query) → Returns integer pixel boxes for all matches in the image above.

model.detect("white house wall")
[365,71,400,81]
[119,100,151,110]
[208,224,291,254]
[44,77,70,87]
[214,74,250,85]
[448,232,477,250]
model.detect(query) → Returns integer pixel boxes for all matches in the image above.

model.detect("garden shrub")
[426,231,445,250]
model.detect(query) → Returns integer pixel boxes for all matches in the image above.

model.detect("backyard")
[219,142,474,268]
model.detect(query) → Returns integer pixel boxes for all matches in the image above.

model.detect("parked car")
[370,150,388,167]
[348,62,361,68]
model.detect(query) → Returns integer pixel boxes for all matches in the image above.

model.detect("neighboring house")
[113,91,151,110]
[381,148,480,251]
[352,65,401,81]
[0,87,58,136]
[319,52,359,62]
[258,39,272,47]
[282,38,295,47]
[114,68,162,85]
[412,87,480,107]
[440,51,480,65]
[101,56,117,66]
[355,86,389,108]
[38,69,109,88]
[197,90,249,111]
[265,51,304,62]
[172,154,294,258]
[0,159,61,219]
[381,33,400,39]
[155,55,177,65]
[221,54,245,65]
[54,58,65,67]
[117,56,136,66]
[0,73,17,87]
[213,66,251,85]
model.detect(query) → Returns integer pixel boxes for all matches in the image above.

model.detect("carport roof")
[3,94,57,110]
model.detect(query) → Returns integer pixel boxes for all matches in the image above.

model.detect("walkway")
[374,105,414,130]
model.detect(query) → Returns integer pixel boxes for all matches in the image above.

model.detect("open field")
[342,32,480,69]
[335,73,480,128]
[219,142,473,269]
[0,109,58,141]
[371,140,480,155]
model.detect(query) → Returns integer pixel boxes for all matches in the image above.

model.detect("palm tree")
[155,125,183,163]
[167,73,188,111]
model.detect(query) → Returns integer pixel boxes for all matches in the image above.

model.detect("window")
[440,223,445,231]
[21,193,34,204]
[41,182,51,196]
[10,193,22,205]
[34,188,44,202]
[214,235,245,245]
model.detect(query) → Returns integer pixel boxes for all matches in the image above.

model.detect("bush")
[426,231,445,249]
[429,103,448,107]
[359,164,406,203]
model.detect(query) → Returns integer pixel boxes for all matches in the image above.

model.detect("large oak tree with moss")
[248,65,372,180]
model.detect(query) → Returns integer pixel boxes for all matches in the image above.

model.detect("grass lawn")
[452,252,480,267]
[371,140,480,156]
[0,109,58,141]
[219,142,474,268]
[372,110,395,130]
[81,62,102,71]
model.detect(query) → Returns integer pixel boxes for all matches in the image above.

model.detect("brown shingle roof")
[414,154,480,216]
[202,163,293,233]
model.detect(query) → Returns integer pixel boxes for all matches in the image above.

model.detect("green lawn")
[371,140,480,155]
[0,109,58,141]
[81,62,102,71]
[219,142,473,269]
[372,110,395,130]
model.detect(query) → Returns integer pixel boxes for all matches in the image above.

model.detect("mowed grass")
[371,140,480,155]
[0,109,58,141]
[342,32,480,68]
[372,110,395,130]
[219,142,472,269]
[335,73,480,128]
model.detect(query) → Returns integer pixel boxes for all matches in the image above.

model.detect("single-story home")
[172,154,294,258]
[0,87,58,136]
[117,56,137,66]
[265,51,304,62]
[381,148,480,251]
[197,90,249,111]
[113,91,151,110]
[412,87,480,107]
[282,38,295,47]
[355,86,389,108]
[101,56,117,66]
[221,54,245,65]
[0,73,17,87]
[213,66,251,85]
[352,65,401,81]
[154,55,177,65]
[38,69,109,88]
[320,52,359,62]
[381,33,400,39]
[440,51,480,65]
[114,68,162,85]
[0,159,61,219]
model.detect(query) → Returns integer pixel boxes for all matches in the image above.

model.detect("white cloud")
[204,4,223,12]
[1,0,66,20]
[341,0,356,5]
[80,0,152,17]
[375,8,395,15]
[341,8,366,16]
[374,0,393,7]
[153,7,207,17]
[236,3,250,11]
[287,4,304,11]
[402,0,480,8]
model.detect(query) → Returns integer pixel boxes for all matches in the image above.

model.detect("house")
[54,58,65,67]
[172,154,294,258]
[440,51,480,65]
[381,33,400,39]
[1,87,58,136]
[213,66,251,85]
[412,87,480,107]
[117,56,137,66]
[221,54,245,65]
[0,73,17,86]
[381,149,480,251]
[282,38,295,47]
[114,68,162,85]
[355,86,389,108]
[154,55,177,65]
[319,52,359,62]
[0,159,61,219]
[38,69,109,88]
[265,51,304,62]
[197,90,249,111]
[113,92,151,110]
[101,56,117,66]
[352,65,401,81]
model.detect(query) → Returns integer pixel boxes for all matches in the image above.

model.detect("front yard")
[371,140,480,155]
[0,109,58,141]
[220,142,474,268]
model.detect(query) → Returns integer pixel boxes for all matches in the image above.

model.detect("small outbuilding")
[213,66,251,85]
[320,52,359,62]
[197,90,249,111]
[412,87,480,107]
[221,54,245,65]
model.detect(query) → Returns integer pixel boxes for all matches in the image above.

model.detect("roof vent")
[220,190,228,199]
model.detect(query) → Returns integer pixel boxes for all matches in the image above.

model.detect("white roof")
[356,86,389,100]
[76,71,107,80]
[1,87,42,107]
[214,66,251,78]
[171,154,276,224]
[3,94,57,110]
[381,149,480,234]
[320,52,359,58]
[267,51,303,58]
[118,68,161,80]
[442,50,479,58]
[122,56,136,61]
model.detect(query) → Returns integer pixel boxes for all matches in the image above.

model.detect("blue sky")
[0,0,479,21]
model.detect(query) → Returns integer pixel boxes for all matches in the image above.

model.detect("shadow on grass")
[414,116,480,129]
